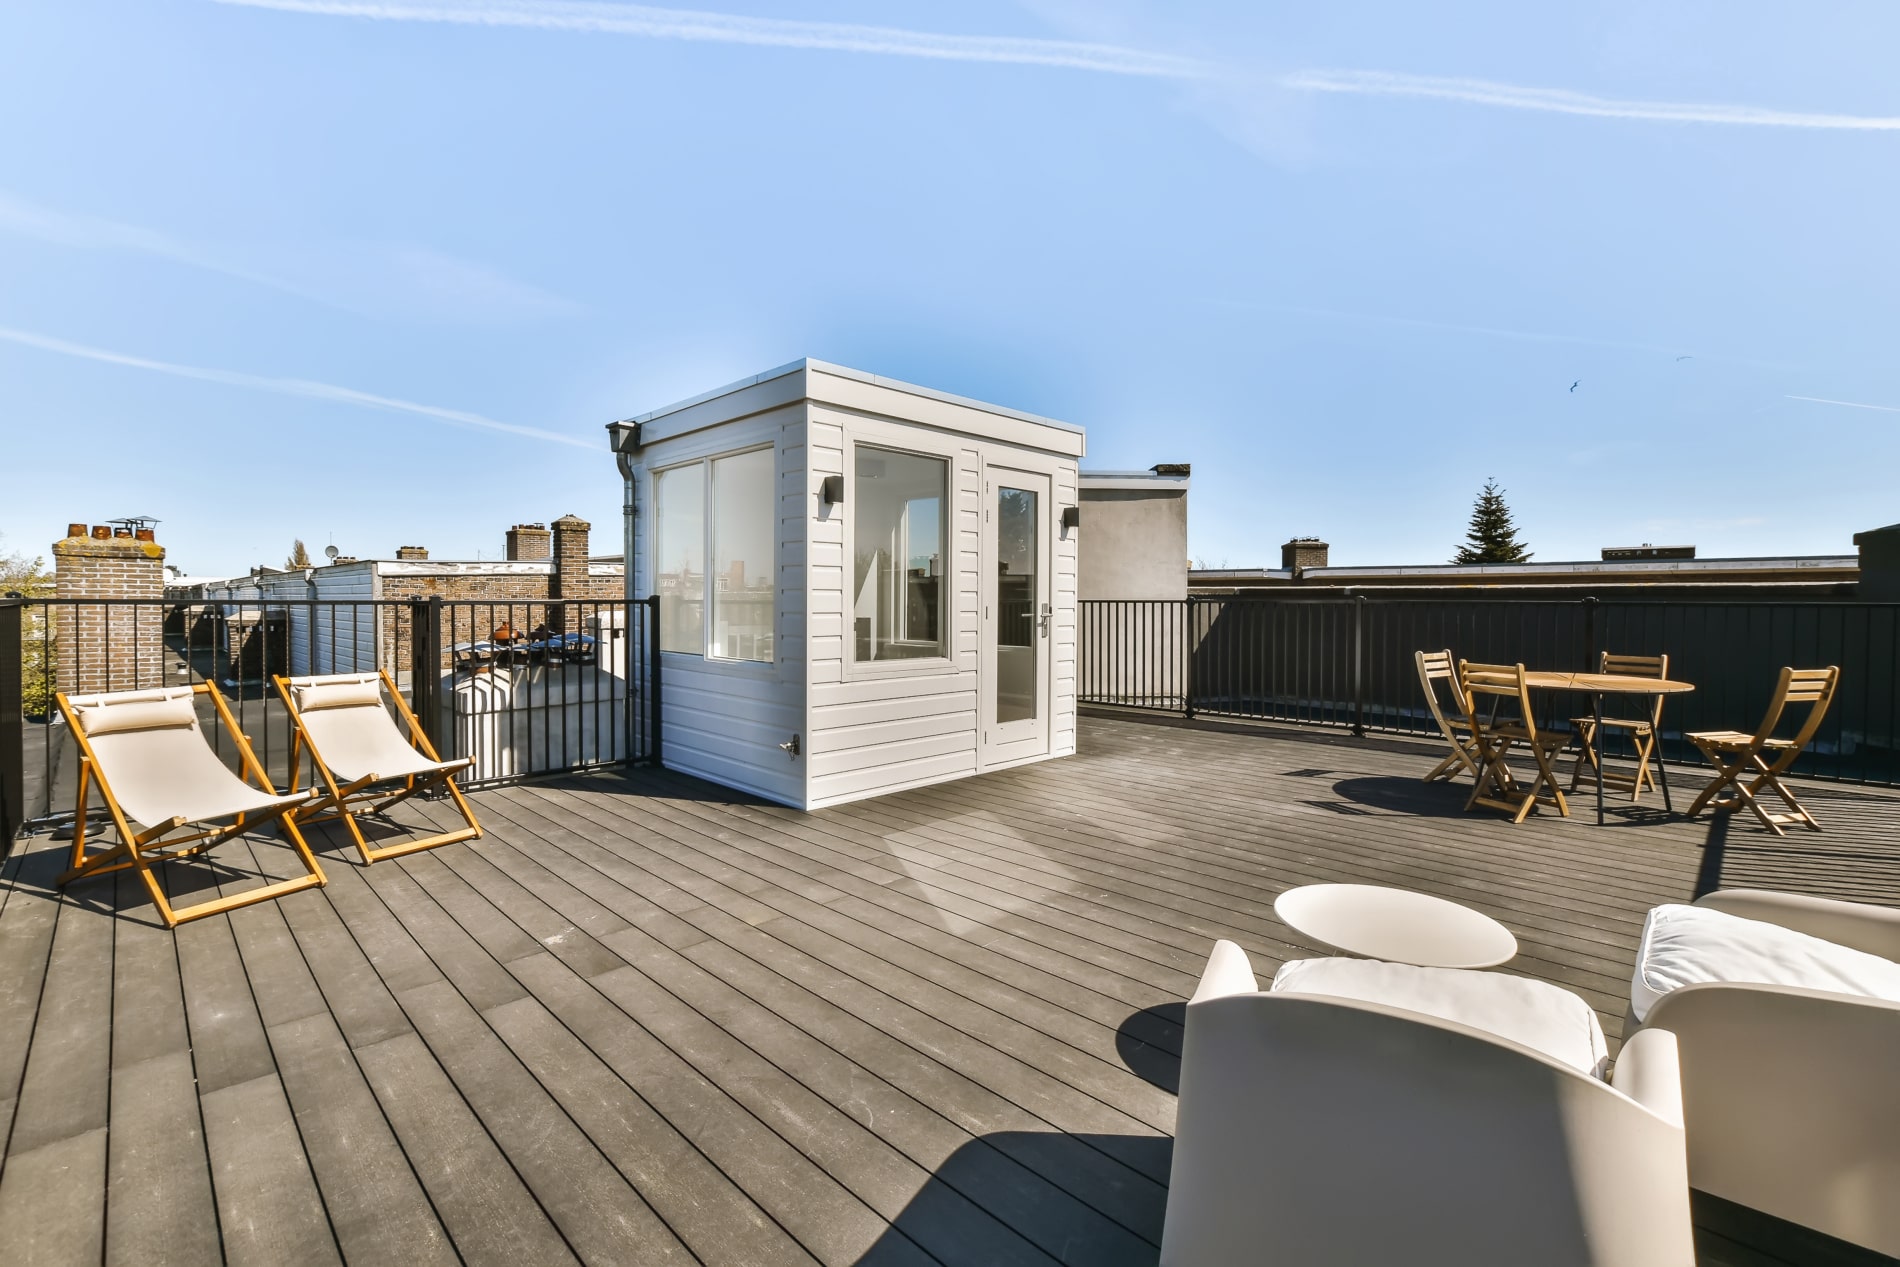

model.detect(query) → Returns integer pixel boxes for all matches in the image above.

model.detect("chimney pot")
[67,523,86,538]
[91,525,111,540]
[134,527,156,543]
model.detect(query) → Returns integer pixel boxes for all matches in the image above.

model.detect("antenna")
[324,544,340,560]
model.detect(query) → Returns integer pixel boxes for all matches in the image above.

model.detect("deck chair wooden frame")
[1569,652,1669,801]
[1459,661,1571,824]
[274,669,482,865]
[1415,649,1481,783]
[55,683,326,928]
[1685,666,1839,836]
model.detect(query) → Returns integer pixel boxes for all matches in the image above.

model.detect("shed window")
[655,448,775,663]
[853,447,945,662]
[711,448,775,662]
[655,464,705,655]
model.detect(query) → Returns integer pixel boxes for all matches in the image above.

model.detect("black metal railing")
[1080,596,1900,785]
[2,595,659,851]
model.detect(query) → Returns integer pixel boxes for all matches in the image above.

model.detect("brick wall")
[52,524,168,694]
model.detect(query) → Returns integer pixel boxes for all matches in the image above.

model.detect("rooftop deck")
[0,714,1894,1266]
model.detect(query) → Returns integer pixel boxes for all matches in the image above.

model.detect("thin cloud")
[1281,70,1900,131]
[0,325,595,449]
[209,0,1202,76]
[0,190,579,323]
[1787,394,1900,414]
[210,1,1900,134]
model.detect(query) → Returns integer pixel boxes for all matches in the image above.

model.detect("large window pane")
[853,447,946,662]
[655,464,705,654]
[711,447,775,662]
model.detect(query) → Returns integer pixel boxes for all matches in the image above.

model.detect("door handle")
[1037,603,1052,636]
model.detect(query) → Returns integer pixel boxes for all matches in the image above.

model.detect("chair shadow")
[850,1130,1171,1266]
[1115,1002,1185,1094]
[1329,775,1471,818]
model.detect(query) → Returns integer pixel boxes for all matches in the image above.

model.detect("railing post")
[408,596,443,757]
[1,600,24,854]
[1182,598,1196,719]
[646,593,663,765]
[1582,595,1598,672]
[1351,594,1367,736]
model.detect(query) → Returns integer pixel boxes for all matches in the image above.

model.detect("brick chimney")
[52,521,167,693]
[506,522,551,561]
[1282,537,1329,575]
[395,545,429,561]
[550,515,590,599]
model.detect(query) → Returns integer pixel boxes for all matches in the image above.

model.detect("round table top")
[1523,671,1696,695]
[1273,883,1519,969]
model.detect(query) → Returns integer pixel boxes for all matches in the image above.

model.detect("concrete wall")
[1078,488,1188,601]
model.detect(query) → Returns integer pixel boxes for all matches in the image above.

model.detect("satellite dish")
[324,544,340,560]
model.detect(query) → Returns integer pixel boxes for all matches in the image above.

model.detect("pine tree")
[1453,479,1532,564]
[286,539,313,569]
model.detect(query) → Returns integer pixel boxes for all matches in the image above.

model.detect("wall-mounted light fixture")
[820,475,845,505]
[1060,505,1080,530]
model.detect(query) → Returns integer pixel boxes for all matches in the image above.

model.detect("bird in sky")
[1570,380,1580,392]
[1676,355,1694,361]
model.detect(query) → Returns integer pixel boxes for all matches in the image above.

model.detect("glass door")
[981,467,1052,766]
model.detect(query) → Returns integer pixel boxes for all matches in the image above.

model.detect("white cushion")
[67,686,198,736]
[293,675,384,712]
[1271,957,1610,1077]
[1630,903,1900,1023]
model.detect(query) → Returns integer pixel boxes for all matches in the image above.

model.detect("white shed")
[610,359,1085,810]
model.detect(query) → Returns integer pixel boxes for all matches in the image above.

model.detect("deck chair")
[1570,652,1670,801]
[1415,650,1481,783]
[1685,666,1839,836]
[275,670,481,864]
[1459,661,1571,824]
[55,684,326,927]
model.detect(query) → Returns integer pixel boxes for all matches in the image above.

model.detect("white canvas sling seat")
[56,684,326,929]
[1162,940,1693,1267]
[1625,892,1900,1256]
[275,670,482,866]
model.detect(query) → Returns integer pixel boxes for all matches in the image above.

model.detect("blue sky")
[4,1,1899,576]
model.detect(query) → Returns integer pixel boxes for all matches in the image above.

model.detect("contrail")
[1787,394,1900,414]
[207,0,1900,133]
[1283,70,1900,131]
[0,325,595,449]
[206,0,1202,77]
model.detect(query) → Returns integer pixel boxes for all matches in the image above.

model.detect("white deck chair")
[275,670,481,864]
[56,683,326,927]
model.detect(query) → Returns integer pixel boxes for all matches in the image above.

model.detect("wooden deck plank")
[2,714,1894,1267]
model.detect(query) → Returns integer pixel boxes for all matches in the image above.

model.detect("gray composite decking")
[0,713,1895,1266]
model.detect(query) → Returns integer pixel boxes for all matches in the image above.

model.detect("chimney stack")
[506,522,552,561]
[1282,537,1329,575]
[395,545,429,561]
[52,522,167,692]
[550,515,590,603]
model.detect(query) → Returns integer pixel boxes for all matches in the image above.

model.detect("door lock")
[1038,602,1052,636]
[779,734,801,758]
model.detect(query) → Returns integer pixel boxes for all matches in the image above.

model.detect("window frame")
[843,436,958,680]
[651,442,778,668]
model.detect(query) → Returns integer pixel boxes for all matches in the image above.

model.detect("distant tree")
[286,539,313,569]
[1,535,56,717]
[1453,479,1533,565]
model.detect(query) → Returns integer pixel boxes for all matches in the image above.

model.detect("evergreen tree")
[1453,479,1532,564]
[285,539,313,569]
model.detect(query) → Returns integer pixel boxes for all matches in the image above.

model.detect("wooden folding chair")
[274,670,482,864]
[1415,649,1481,783]
[1459,661,1572,823]
[1685,666,1840,836]
[56,683,326,927]
[1569,652,1669,801]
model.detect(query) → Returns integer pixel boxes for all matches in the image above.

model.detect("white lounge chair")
[56,683,326,927]
[1626,890,1900,1256]
[1162,940,1694,1267]
[275,670,481,864]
